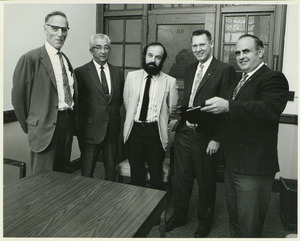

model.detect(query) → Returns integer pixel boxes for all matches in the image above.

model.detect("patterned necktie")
[57,52,72,106]
[100,65,109,95]
[232,73,249,100]
[139,74,152,121]
[188,64,204,107]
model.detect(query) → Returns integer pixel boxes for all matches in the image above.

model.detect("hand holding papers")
[177,102,212,124]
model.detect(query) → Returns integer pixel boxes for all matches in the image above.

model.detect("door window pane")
[108,20,124,42]
[126,19,142,42]
[224,16,246,43]
[109,44,123,66]
[223,44,239,70]
[125,45,141,67]
[248,15,270,42]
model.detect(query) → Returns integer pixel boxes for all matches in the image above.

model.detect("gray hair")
[89,33,111,48]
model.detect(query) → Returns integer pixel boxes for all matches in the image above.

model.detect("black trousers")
[80,128,117,181]
[31,110,74,174]
[173,124,218,224]
[127,122,165,190]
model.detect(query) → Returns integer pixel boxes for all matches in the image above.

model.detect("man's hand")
[201,97,229,114]
[206,140,220,156]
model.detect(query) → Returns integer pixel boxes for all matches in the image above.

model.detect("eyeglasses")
[90,45,110,52]
[46,24,69,33]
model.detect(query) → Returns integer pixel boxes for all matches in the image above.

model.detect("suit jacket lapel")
[234,64,266,99]
[195,57,217,94]
[183,62,198,106]
[40,46,57,89]
[87,61,108,100]
[156,73,167,115]
[108,64,116,104]
[133,70,145,107]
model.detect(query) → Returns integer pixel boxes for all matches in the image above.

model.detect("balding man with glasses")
[12,11,77,174]
[74,34,124,181]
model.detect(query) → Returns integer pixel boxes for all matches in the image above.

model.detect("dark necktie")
[232,73,249,100]
[100,65,109,95]
[139,74,152,121]
[57,52,72,106]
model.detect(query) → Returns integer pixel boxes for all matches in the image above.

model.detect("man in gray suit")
[12,11,77,174]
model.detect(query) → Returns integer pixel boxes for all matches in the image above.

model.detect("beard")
[142,60,162,76]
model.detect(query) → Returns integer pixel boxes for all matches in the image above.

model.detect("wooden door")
[148,12,215,105]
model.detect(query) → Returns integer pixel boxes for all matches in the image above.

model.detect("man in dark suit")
[75,34,124,181]
[201,34,289,237]
[166,30,237,237]
[12,11,77,174]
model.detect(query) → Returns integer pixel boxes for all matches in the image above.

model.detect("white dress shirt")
[93,60,112,95]
[45,41,74,109]
[188,55,213,107]
[134,70,159,123]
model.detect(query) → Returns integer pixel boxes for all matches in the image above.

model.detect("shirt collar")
[245,62,265,79]
[45,41,60,57]
[93,60,108,70]
[198,55,213,69]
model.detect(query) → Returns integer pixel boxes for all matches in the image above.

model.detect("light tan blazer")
[123,69,178,150]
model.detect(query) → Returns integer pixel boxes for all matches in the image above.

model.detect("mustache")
[147,62,158,67]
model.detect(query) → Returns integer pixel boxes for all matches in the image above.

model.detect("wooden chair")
[116,120,177,190]
[116,157,171,184]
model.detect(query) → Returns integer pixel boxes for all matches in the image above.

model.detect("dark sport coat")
[179,57,237,141]
[75,61,124,144]
[222,64,289,175]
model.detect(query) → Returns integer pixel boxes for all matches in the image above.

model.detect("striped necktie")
[232,73,249,100]
[57,52,72,106]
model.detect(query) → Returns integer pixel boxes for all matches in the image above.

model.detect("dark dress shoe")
[194,224,211,238]
[166,217,185,232]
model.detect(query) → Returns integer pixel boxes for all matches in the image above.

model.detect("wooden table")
[4,171,167,237]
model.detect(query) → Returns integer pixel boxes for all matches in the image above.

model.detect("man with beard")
[166,29,236,237]
[123,42,178,190]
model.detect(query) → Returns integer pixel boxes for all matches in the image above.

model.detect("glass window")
[222,13,273,69]
[109,44,123,67]
[224,16,246,43]
[125,45,141,67]
[108,20,124,42]
[248,15,270,42]
[126,19,142,42]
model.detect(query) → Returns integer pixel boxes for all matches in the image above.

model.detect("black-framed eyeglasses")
[46,24,69,33]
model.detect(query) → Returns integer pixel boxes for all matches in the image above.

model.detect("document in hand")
[178,105,212,124]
